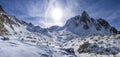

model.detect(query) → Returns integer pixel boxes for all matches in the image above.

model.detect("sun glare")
[51,8,63,24]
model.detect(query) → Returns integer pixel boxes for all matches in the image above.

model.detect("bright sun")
[51,8,63,22]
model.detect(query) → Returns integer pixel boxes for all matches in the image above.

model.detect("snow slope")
[0,33,120,57]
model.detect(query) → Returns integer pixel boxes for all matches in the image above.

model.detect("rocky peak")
[0,5,4,12]
[81,11,89,18]
[80,11,90,23]
[63,11,120,36]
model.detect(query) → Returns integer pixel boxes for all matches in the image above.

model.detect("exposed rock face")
[0,16,7,35]
[81,11,90,30]
[80,11,90,23]
[0,13,16,35]
[95,23,102,31]
[97,18,111,29]
[110,27,118,34]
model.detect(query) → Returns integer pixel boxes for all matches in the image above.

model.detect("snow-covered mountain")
[0,5,120,57]
[61,11,119,36]
[0,5,119,37]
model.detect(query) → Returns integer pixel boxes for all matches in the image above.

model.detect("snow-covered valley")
[0,31,120,57]
[0,6,120,57]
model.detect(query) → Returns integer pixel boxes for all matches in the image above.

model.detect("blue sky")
[0,0,120,29]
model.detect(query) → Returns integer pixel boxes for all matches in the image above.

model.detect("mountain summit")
[63,11,119,36]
